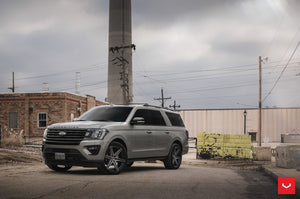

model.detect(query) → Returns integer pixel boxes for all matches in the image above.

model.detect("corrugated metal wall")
[180,108,300,143]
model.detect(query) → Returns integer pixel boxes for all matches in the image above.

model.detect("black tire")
[46,164,72,172]
[98,142,127,175]
[164,143,182,169]
[126,161,134,167]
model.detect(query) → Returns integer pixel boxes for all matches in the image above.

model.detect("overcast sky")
[0,0,300,109]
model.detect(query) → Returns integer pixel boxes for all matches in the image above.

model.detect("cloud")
[0,0,299,108]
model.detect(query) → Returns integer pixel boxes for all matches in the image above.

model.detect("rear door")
[148,110,172,157]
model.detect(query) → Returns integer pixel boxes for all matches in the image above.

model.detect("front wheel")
[98,142,127,174]
[46,164,72,172]
[164,143,182,169]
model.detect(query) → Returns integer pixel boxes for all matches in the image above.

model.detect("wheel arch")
[169,138,183,152]
[173,139,183,150]
[111,138,127,150]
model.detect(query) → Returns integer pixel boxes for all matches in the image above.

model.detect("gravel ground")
[0,146,43,166]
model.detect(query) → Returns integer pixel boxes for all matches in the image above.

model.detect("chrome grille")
[45,129,86,145]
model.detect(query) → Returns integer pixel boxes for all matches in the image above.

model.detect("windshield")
[78,106,133,122]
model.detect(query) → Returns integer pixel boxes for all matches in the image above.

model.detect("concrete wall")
[197,133,251,159]
[276,145,300,168]
[180,108,300,143]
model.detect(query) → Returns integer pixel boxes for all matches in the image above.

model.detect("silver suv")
[42,104,189,174]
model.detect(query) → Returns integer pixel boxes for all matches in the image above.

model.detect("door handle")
[165,132,170,134]
[146,131,152,134]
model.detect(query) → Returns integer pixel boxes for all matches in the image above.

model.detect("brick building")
[0,92,106,141]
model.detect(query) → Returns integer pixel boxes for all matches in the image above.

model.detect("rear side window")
[166,112,185,127]
[133,109,166,126]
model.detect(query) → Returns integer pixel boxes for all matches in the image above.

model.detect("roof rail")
[128,102,177,111]
[143,103,161,108]
[128,102,147,106]
[143,104,175,111]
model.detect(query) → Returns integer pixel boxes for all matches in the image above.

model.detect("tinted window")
[133,109,166,126]
[78,107,133,122]
[166,112,185,127]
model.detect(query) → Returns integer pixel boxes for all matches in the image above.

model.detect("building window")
[9,112,18,129]
[248,132,257,142]
[38,113,47,128]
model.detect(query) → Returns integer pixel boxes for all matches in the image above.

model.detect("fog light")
[86,145,100,155]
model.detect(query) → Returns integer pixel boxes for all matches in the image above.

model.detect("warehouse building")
[0,92,106,142]
[180,108,300,143]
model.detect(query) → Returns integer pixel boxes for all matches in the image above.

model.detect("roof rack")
[128,102,176,111]
[143,103,175,111]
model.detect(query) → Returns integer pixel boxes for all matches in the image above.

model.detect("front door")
[126,125,154,158]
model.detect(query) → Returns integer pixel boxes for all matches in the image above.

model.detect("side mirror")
[73,118,79,122]
[130,117,145,125]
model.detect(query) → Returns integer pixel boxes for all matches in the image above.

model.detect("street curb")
[262,166,300,197]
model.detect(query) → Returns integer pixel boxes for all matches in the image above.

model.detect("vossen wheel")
[98,142,127,174]
[46,164,72,172]
[163,143,182,169]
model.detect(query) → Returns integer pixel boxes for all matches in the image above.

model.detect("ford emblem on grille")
[58,131,67,136]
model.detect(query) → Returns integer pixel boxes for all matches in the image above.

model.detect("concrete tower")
[107,0,133,104]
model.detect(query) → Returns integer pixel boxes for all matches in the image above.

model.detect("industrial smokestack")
[107,0,133,104]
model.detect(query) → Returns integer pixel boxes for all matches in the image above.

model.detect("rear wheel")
[46,164,72,172]
[164,143,182,169]
[98,142,127,174]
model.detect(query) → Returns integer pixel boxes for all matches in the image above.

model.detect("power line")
[134,59,300,76]
[134,62,300,84]
[14,63,106,81]
[263,41,300,103]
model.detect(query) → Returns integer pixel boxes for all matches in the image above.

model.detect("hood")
[48,121,121,129]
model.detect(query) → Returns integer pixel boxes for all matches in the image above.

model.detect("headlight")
[85,128,109,140]
[43,129,48,139]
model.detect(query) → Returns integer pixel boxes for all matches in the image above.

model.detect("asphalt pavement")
[183,151,300,198]
[0,148,298,198]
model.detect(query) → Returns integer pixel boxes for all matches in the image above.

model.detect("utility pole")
[169,100,180,111]
[258,56,262,147]
[154,88,171,108]
[8,72,15,93]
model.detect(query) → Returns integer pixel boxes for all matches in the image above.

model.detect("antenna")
[75,72,81,95]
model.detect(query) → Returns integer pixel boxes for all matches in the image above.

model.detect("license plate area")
[55,153,65,160]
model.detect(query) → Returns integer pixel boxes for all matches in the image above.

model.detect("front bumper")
[42,139,108,167]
